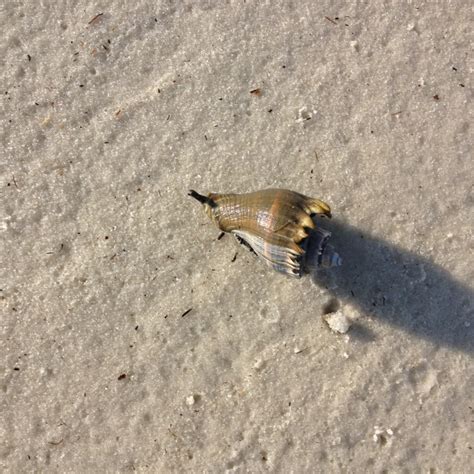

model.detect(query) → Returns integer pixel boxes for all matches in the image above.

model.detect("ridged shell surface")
[206,189,332,277]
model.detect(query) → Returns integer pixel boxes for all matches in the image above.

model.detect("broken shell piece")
[296,106,315,123]
[373,426,394,445]
[324,310,352,334]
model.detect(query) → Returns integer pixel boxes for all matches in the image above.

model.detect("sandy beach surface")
[1,1,473,472]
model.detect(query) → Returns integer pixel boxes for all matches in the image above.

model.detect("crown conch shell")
[189,188,341,277]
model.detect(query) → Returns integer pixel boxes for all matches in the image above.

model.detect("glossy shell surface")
[190,188,339,277]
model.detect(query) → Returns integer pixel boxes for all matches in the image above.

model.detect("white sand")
[1,1,473,471]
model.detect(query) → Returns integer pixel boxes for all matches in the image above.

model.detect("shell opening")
[302,227,342,270]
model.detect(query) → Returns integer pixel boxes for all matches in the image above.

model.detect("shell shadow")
[307,219,474,354]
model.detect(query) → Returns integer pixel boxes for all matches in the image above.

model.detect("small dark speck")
[181,308,192,318]
[218,97,223,101]
[135,325,139,331]
[268,108,273,113]
[459,84,465,87]
[282,65,286,68]
[452,66,457,71]
[27,54,31,61]
[107,39,111,44]
[231,253,238,262]
[217,232,225,240]
[325,16,337,25]
[433,94,440,100]
[104,236,109,240]
[79,84,84,88]
[118,373,127,380]
[34,102,39,105]
[104,141,109,144]
[14,367,20,371]
[154,18,158,22]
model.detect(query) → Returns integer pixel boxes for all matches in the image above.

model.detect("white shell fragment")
[186,395,196,406]
[296,106,314,122]
[373,426,394,445]
[324,310,352,334]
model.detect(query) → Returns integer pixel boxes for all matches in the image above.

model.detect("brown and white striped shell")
[189,188,341,277]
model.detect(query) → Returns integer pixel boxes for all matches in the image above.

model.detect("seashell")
[189,188,342,277]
